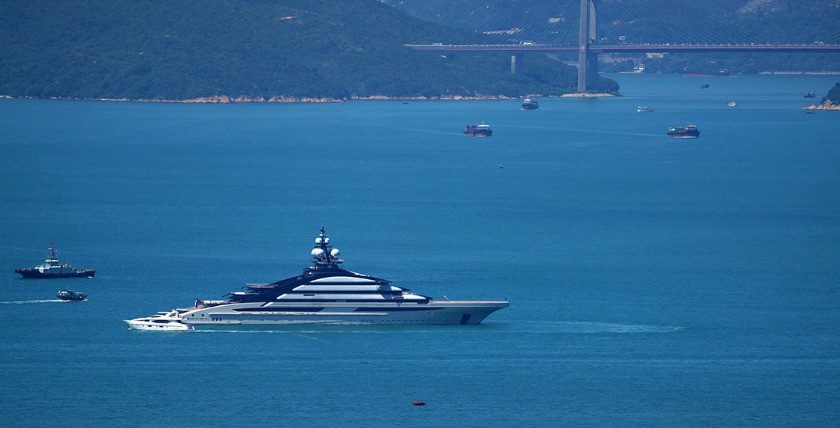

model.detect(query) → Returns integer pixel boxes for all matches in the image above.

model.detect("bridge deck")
[405,43,840,54]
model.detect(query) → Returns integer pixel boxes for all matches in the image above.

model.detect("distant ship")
[57,290,87,301]
[464,123,492,137]
[700,83,710,89]
[667,125,700,139]
[125,227,508,328]
[686,69,730,78]
[15,243,95,278]
[637,106,653,112]
[727,101,737,107]
[521,98,539,110]
[619,64,646,74]
[804,91,816,98]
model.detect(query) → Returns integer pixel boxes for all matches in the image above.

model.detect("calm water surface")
[1,74,839,426]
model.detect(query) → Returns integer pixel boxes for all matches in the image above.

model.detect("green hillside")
[0,0,602,101]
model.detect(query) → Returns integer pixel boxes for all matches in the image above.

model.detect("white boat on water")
[125,310,193,331]
[125,227,508,329]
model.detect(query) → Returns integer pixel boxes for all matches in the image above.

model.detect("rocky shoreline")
[559,92,616,98]
[803,100,840,110]
[0,93,620,103]
[0,94,523,104]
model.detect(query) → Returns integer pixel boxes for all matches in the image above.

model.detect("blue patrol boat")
[15,243,95,278]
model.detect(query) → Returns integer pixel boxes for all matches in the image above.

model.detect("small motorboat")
[57,289,86,301]
[727,101,737,107]
[413,401,426,406]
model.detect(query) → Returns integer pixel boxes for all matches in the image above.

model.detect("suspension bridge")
[404,0,840,93]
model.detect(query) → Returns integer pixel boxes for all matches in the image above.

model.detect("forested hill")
[0,0,596,101]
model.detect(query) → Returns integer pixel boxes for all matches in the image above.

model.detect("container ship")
[464,124,492,137]
[667,125,700,139]
[521,98,539,110]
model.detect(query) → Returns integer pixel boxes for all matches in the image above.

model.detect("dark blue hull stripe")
[353,307,444,312]
[271,299,430,303]
[230,306,443,313]
[234,307,325,312]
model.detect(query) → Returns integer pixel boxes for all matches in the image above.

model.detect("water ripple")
[0,299,66,305]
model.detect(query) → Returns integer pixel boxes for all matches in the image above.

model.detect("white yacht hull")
[124,318,194,331]
[178,301,508,327]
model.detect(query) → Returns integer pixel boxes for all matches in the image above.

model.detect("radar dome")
[330,249,340,257]
[311,248,325,258]
[315,237,323,244]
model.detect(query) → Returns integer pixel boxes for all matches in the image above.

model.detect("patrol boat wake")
[126,228,508,328]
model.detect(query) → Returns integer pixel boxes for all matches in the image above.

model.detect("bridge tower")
[577,0,599,92]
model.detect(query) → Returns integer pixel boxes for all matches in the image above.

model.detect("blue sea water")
[1,74,839,426]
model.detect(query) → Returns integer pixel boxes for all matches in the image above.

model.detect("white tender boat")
[125,311,193,331]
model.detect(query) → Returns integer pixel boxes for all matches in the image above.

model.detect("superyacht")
[126,228,508,328]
